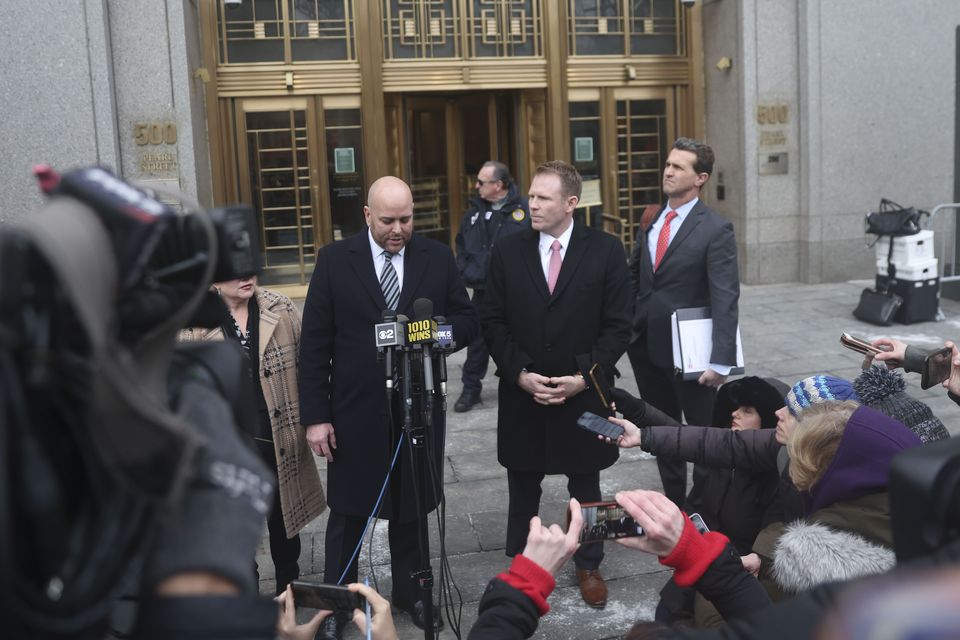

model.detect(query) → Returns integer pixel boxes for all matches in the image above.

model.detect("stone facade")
[703,0,958,284]
[0,0,209,224]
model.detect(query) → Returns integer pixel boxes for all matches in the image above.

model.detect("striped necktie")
[380,251,400,310]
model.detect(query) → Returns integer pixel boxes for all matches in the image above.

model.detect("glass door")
[406,97,454,245]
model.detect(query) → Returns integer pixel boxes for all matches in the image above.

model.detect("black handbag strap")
[886,236,897,280]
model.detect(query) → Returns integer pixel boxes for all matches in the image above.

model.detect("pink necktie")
[654,210,679,271]
[547,239,562,294]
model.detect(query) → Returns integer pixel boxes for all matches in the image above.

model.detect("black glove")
[141,358,274,595]
[611,387,646,424]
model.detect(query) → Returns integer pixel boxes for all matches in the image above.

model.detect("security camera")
[680,0,697,7]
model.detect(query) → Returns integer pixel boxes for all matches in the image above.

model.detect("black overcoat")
[481,223,631,474]
[298,232,477,517]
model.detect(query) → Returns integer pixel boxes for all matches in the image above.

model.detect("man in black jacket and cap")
[454,160,529,412]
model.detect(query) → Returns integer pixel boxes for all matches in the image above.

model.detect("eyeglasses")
[476,178,500,186]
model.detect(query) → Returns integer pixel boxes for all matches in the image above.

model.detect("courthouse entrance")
[388,91,526,246]
[199,0,703,290]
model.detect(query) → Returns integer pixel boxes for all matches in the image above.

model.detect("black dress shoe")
[394,599,444,632]
[315,612,347,640]
[454,388,481,413]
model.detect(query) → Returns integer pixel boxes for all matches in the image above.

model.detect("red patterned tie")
[654,210,678,271]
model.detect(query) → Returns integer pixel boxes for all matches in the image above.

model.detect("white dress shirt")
[538,220,575,282]
[368,229,405,291]
[647,197,699,264]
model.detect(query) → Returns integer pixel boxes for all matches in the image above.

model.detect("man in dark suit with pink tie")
[481,161,631,609]
[627,138,741,507]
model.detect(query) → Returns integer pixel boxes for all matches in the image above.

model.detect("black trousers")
[255,439,302,594]
[627,341,717,506]
[461,289,489,391]
[323,509,422,606]
[505,469,604,570]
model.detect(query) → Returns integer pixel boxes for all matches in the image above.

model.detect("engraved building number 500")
[134,122,178,146]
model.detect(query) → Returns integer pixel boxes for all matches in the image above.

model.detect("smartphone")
[588,362,614,410]
[290,581,364,611]
[570,500,644,544]
[840,332,883,356]
[689,512,709,535]
[577,411,625,441]
[921,346,953,390]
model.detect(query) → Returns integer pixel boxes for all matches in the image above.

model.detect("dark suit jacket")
[481,223,631,474]
[630,200,740,369]
[298,232,477,517]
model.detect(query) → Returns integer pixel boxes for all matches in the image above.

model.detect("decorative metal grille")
[615,98,668,254]
[569,0,681,57]
[217,0,355,64]
[382,0,542,59]
[468,0,541,57]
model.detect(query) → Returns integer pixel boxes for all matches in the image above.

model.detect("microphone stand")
[397,341,436,640]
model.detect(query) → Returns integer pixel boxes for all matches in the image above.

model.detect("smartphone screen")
[688,512,710,535]
[571,501,644,544]
[921,347,953,390]
[290,581,364,611]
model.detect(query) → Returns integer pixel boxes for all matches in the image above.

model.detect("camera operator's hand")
[603,416,642,449]
[614,490,684,557]
[141,363,274,595]
[941,341,960,396]
[306,422,336,462]
[348,582,399,640]
[521,498,582,576]
[276,585,329,640]
[872,338,906,368]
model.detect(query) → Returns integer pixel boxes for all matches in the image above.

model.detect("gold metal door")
[234,97,324,287]
[611,87,675,254]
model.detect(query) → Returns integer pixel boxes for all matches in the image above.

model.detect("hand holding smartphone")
[570,500,644,543]
[840,332,883,356]
[577,411,625,442]
[588,363,615,410]
[921,346,953,389]
[290,581,365,612]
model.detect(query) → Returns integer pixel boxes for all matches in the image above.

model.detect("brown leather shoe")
[576,568,608,609]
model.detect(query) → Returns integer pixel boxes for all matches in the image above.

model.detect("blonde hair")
[787,400,859,491]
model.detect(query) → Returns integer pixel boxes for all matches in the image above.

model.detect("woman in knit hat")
[853,366,950,443]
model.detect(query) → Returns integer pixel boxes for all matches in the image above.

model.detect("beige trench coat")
[181,287,326,537]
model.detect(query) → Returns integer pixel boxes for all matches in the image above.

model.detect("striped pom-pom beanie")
[786,375,860,416]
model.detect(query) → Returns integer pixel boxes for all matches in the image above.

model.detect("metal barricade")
[928,203,960,282]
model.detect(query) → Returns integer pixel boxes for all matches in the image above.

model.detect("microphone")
[411,298,436,397]
[375,309,406,389]
[434,315,449,396]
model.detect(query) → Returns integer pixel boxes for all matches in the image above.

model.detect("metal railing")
[928,203,960,283]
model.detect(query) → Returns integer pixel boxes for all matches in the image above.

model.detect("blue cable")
[336,431,405,585]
